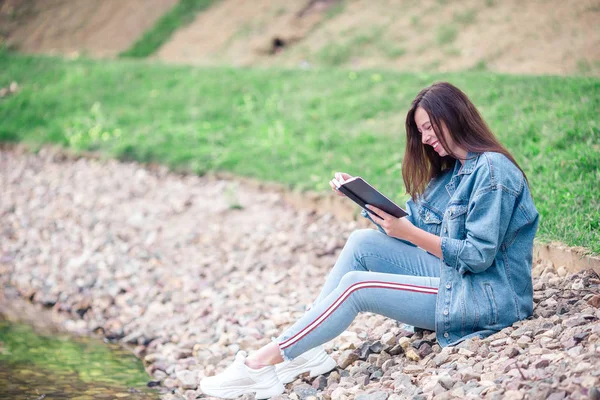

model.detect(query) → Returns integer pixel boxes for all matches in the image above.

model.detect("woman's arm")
[365,205,442,258]
[405,226,442,259]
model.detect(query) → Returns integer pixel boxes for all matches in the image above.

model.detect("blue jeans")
[274,229,441,360]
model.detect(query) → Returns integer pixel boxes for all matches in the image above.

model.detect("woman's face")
[414,106,461,158]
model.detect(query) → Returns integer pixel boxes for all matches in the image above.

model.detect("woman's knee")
[338,270,367,291]
[345,229,385,254]
[337,271,369,311]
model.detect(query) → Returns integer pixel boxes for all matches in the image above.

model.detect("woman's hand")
[329,172,353,197]
[365,204,417,242]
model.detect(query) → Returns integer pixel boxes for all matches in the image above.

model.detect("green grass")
[316,42,354,66]
[1,52,599,253]
[325,1,345,20]
[453,9,477,25]
[436,24,458,46]
[443,47,461,57]
[119,0,217,58]
[317,27,387,66]
[380,43,406,60]
[410,16,421,28]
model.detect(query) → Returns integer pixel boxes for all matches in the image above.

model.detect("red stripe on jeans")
[279,280,437,349]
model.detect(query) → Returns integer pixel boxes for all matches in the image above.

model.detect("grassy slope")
[119,0,217,58]
[1,52,599,253]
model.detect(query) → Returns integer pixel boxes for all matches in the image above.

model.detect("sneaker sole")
[200,378,285,399]
[278,351,338,384]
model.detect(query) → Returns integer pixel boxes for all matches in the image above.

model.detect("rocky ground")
[1,147,599,400]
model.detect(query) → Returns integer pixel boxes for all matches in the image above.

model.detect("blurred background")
[1,0,599,74]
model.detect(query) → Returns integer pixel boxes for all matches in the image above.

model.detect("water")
[0,320,160,399]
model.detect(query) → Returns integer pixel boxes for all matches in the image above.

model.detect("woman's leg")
[272,270,439,361]
[308,229,440,310]
[246,229,441,366]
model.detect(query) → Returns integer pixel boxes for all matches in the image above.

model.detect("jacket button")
[443,310,449,315]
[444,332,449,338]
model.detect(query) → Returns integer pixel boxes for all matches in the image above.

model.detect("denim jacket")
[362,151,539,347]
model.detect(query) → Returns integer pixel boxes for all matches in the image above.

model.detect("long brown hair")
[403,82,526,199]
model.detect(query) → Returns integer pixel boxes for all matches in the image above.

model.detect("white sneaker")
[275,345,338,384]
[199,350,285,399]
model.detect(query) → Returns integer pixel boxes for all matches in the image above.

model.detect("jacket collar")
[445,151,480,197]
[456,151,480,175]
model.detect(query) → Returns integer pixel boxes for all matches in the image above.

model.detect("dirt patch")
[1,0,178,57]
[155,0,338,66]
[2,0,598,75]
[158,0,600,75]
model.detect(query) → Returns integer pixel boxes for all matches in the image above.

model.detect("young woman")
[200,82,539,399]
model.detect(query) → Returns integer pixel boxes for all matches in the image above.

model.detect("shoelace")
[234,350,248,365]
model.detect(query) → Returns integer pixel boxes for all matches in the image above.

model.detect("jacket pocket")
[484,283,498,326]
[419,206,442,235]
[446,203,468,239]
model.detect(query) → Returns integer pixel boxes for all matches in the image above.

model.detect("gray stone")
[176,369,198,390]
[358,341,373,360]
[418,343,433,358]
[381,332,396,346]
[349,364,369,377]
[388,343,404,356]
[367,353,379,364]
[355,391,389,400]
[437,375,455,390]
[293,383,317,399]
[460,367,481,383]
[504,346,520,358]
[369,340,384,354]
[381,358,395,373]
[326,370,340,386]
[516,335,532,348]
[393,373,417,394]
[370,369,383,380]
[490,338,508,347]
[403,365,425,374]
[356,374,370,386]
[338,350,359,369]
[433,352,450,367]
[564,316,587,328]
[311,375,327,391]
[457,348,475,357]
[465,384,486,396]
[547,392,566,400]
[164,377,178,389]
[375,351,391,367]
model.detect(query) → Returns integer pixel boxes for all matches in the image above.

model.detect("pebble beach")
[1,147,599,400]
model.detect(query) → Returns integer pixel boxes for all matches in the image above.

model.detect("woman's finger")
[367,204,391,220]
[330,180,345,196]
[366,206,384,222]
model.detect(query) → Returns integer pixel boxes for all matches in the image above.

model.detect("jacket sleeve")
[360,208,386,234]
[441,185,518,274]
[361,200,419,248]
[404,197,419,226]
